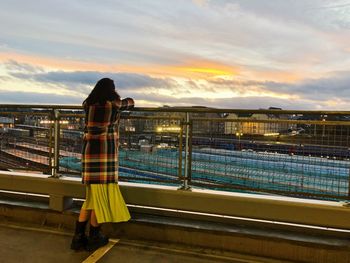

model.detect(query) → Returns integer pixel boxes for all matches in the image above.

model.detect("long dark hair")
[83,78,120,106]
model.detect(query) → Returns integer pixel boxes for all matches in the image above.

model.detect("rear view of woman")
[71,78,134,251]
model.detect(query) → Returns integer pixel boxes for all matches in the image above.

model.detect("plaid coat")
[82,98,134,184]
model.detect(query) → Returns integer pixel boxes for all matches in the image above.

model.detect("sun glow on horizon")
[0,52,238,78]
[0,51,314,85]
[180,67,233,76]
[0,50,304,107]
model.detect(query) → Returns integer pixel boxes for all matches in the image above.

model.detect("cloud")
[1,0,350,114]
[259,72,350,101]
[1,61,180,100]
[2,60,350,110]
[4,59,44,73]
[2,0,349,72]
[6,68,175,91]
[2,59,350,110]
[0,90,82,104]
[1,88,349,110]
[192,0,206,6]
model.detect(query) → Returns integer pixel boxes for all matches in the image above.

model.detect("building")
[0,116,14,131]
[224,108,294,136]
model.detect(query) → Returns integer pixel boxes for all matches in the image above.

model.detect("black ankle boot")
[70,221,88,251]
[86,225,109,251]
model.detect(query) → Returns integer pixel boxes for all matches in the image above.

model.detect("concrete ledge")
[1,171,350,230]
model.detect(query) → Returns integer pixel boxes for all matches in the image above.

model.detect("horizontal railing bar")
[192,118,350,125]
[190,181,348,200]
[0,104,83,110]
[2,104,350,115]
[121,178,180,184]
[0,112,184,120]
[126,116,184,120]
[124,108,350,115]
[2,110,350,125]
[50,114,185,121]
[0,111,52,116]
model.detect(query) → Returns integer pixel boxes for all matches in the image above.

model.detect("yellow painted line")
[82,239,119,263]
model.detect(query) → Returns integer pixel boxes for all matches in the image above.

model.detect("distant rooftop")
[0,116,14,124]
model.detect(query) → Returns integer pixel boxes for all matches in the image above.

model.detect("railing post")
[179,112,191,190]
[51,109,60,178]
[178,122,183,181]
[348,167,350,200]
[48,125,53,174]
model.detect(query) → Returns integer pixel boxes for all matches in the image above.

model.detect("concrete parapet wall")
[1,170,350,230]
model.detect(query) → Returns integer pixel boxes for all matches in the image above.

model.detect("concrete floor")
[0,224,287,263]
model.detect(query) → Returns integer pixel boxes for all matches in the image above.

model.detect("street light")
[235,132,243,150]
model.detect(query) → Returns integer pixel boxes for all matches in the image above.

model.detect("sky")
[1,0,350,109]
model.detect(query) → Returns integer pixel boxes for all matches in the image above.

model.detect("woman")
[71,78,134,251]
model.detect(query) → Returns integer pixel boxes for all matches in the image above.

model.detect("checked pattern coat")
[82,98,134,184]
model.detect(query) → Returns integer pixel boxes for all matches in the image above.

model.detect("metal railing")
[1,105,350,201]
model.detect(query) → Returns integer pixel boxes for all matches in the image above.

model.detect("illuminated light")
[156,143,170,148]
[125,126,135,132]
[40,120,53,124]
[156,126,181,133]
[263,132,280,136]
[235,132,243,136]
[40,120,70,124]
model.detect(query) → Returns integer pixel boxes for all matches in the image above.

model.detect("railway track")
[0,153,31,170]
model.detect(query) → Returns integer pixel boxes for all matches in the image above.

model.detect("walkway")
[0,223,284,263]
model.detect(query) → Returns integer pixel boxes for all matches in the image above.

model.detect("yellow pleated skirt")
[82,183,131,224]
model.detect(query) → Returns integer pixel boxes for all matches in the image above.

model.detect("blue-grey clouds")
[4,59,175,90]
[0,90,82,104]
[2,60,350,110]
